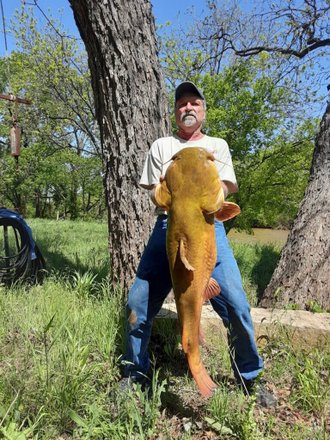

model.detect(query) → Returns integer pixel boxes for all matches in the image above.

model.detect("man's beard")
[181,112,197,127]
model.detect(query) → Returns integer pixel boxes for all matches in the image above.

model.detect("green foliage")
[0,421,34,440]
[231,241,282,306]
[153,318,180,359]
[27,218,110,278]
[0,250,124,435]
[111,371,167,439]
[0,144,103,218]
[71,270,98,298]
[305,300,329,313]
[0,7,102,219]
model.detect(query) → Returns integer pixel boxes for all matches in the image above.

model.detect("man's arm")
[140,183,159,205]
[140,173,166,205]
[222,180,238,198]
[140,184,155,190]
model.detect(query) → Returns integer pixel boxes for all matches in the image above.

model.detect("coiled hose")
[0,214,46,286]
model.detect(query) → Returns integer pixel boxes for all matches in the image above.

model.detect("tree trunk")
[68,0,170,289]
[260,104,330,310]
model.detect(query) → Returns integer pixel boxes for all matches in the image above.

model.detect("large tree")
[68,0,170,288]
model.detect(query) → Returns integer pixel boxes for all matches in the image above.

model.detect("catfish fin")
[179,239,195,271]
[201,179,224,214]
[204,277,221,301]
[154,181,171,210]
[187,357,218,398]
[199,324,206,346]
[215,201,241,221]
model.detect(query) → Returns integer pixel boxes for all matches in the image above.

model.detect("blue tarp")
[0,208,37,260]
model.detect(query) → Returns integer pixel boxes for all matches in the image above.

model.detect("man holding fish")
[121,81,264,398]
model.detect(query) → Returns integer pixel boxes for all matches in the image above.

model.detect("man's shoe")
[239,378,277,408]
[118,375,151,394]
[118,376,135,392]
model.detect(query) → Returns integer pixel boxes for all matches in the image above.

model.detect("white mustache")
[180,111,197,122]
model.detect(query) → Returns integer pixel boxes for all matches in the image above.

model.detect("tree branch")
[232,38,330,59]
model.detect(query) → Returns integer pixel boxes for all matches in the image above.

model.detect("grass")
[0,219,329,439]
[232,241,281,306]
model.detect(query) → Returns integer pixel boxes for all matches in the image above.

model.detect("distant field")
[228,228,288,246]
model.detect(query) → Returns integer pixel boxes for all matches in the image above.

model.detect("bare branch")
[231,38,330,59]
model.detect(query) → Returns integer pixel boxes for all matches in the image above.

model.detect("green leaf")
[43,313,56,333]
[204,417,234,435]
[68,409,88,428]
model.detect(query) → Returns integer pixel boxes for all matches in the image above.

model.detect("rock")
[156,304,330,348]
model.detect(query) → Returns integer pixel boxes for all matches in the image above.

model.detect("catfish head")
[155,147,240,222]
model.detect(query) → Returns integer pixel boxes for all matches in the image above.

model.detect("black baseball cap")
[175,81,205,104]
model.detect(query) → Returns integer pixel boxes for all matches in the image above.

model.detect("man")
[121,81,264,395]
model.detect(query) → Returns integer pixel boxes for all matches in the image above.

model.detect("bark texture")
[68,0,170,288]
[260,104,330,309]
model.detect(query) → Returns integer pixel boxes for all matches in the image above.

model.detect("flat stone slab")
[157,304,330,347]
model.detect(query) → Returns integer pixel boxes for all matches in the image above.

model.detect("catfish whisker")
[161,158,173,166]
[161,156,233,168]
[214,158,233,168]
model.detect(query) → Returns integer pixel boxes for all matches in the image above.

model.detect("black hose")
[0,216,46,286]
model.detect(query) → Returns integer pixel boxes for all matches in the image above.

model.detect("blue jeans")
[123,215,263,382]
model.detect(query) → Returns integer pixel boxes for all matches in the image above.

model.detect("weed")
[206,386,263,440]
[306,300,328,313]
[71,270,98,297]
[0,421,32,440]
[153,317,180,360]
[286,303,301,310]
[290,350,329,414]
[99,368,168,439]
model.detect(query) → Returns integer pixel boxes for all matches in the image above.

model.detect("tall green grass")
[231,241,281,306]
[28,219,110,280]
[0,219,328,439]
[0,278,120,436]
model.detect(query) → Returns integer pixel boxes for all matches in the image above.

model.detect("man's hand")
[150,176,165,205]
[222,182,229,199]
[222,180,238,198]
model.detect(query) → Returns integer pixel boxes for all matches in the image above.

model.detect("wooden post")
[10,125,20,156]
[0,94,32,158]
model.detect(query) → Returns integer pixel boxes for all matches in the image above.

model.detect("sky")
[1,0,328,116]
[0,0,206,54]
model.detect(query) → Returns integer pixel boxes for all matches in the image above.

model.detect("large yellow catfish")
[154,147,240,398]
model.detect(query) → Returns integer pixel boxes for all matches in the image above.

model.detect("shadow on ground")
[35,237,110,282]
[251,245,280,303]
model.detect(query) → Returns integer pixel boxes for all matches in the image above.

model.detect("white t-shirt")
[140,134,237,187]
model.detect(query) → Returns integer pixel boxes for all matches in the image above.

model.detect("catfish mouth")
[170,147,215,163]
[202,211,214,225]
